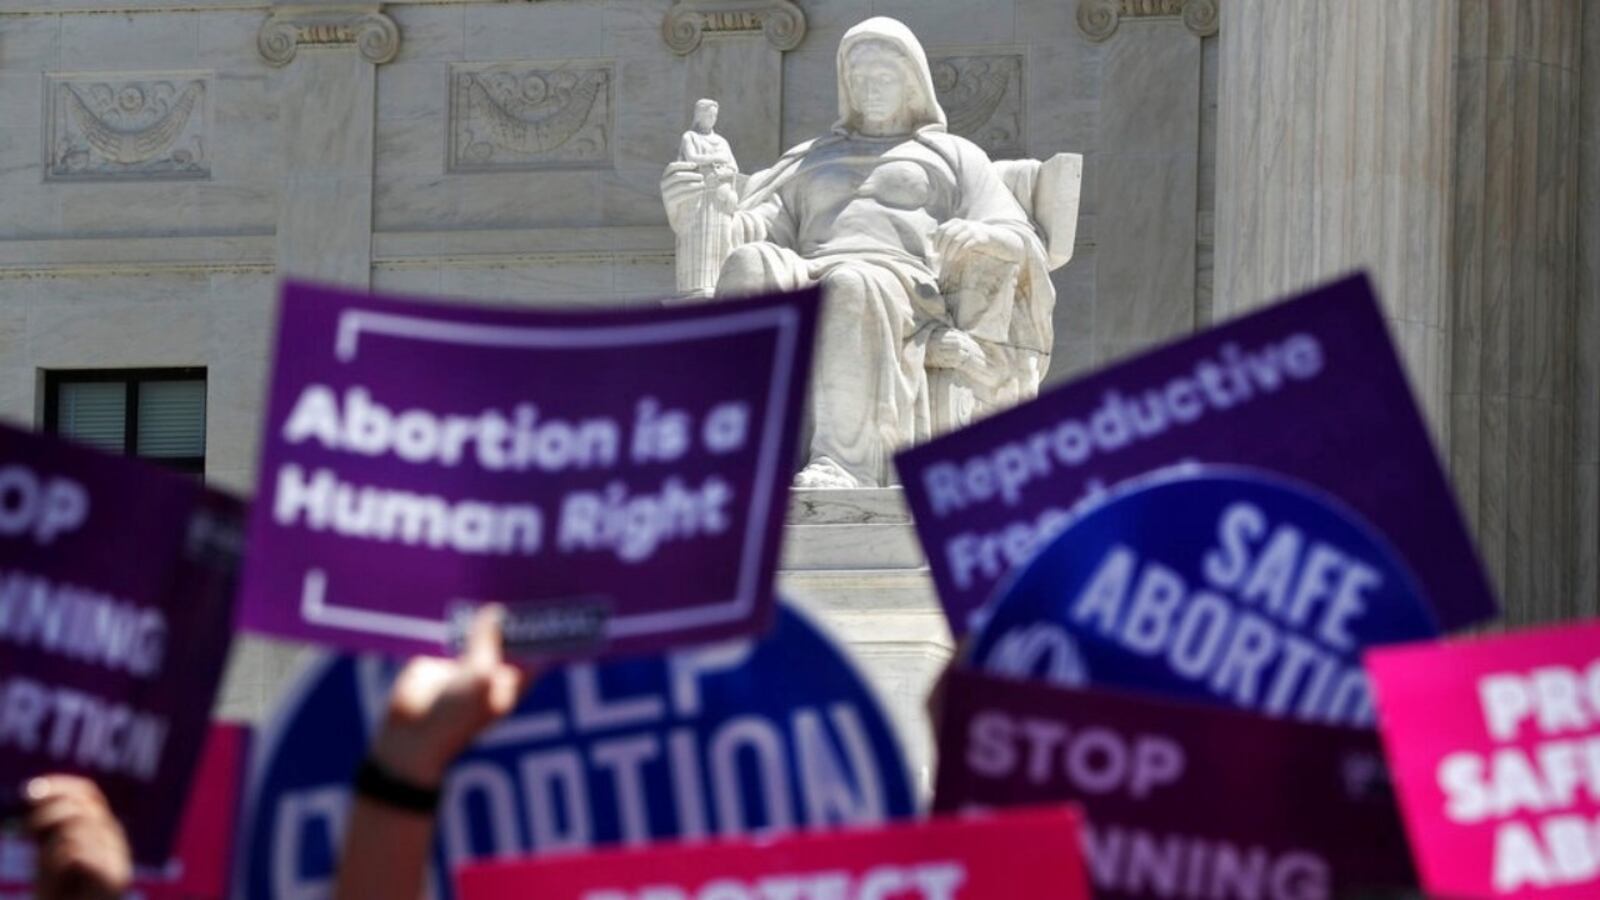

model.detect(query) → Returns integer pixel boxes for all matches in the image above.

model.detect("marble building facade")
[0,0,1594,779]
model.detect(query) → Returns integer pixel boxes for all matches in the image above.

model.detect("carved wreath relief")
[929,54,1025,160]
[449,62,613,172]
[47,74,209,181]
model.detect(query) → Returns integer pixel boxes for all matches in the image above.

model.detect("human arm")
[23,776,131,900]
[333,605,532,900]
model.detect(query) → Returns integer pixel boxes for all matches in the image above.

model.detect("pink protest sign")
[1368,620,1600,897]
[457,806,1089,900]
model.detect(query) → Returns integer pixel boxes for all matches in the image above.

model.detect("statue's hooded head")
[834,17,947,136]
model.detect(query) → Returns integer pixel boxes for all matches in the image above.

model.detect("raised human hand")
[24,776,131,900]
[369,605,532,788]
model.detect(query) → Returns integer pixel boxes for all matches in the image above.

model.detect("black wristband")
[354,757,440,815]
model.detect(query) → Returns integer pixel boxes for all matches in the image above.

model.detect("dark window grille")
[43,368,207,475]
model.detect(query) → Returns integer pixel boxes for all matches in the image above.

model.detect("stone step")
[779,561,951,801]
[786,487,911,525]
[779,521,925,570]
[778,567,939,612]
[778,486,946,797]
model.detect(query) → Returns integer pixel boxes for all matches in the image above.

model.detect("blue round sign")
[237,603,915,899]
[968,466,1440,728]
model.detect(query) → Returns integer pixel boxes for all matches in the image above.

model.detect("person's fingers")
[25,775,107,808]
[37,833,129,900]
[462,603,506,672]
[485,667,516,718]
[487,663,534,717]
[25,794,93,838]
[23,776,52,802]
[389,656,451,717]
[27,782,130,900]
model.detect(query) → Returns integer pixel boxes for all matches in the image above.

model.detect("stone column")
[1076,0,1218,359]
[223,1,398,725]
[1583,2,1600,615]
[663,0,806,171]
[260,2,399,288]
[1213,1,1456,440]
[1453,0,1583,624]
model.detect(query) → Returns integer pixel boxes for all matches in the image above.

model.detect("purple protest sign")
[239,281,819,659]
[894,273,1496,638]
[932,667,1417,898]
[0,422,243,865]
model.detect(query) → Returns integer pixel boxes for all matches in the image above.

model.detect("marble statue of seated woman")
[663,17,1059,489]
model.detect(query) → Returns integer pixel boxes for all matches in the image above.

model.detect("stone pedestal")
[779,488,949,799]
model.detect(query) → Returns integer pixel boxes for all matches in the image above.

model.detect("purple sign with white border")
[894,273,1496,637]
[0,422,243,866]
[239,281,819,659]
[932,667,1417,898]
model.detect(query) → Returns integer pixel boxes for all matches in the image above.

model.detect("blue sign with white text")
[968,467,1441,728]
[235,603,915,900]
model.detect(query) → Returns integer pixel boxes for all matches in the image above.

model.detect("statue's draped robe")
[722,131,1052,483]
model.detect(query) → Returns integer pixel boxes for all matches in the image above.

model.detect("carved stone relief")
[257,7,401,66]
[662,0,807,56]
[448,62,613,172]
[929,53,1025,160]
[46,74,210,181]
[1077,0,1220,41]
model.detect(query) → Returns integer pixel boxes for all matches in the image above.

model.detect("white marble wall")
[0,8,279,240]
[374,1,682,235]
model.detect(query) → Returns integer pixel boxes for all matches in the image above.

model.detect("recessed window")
[43,369,207,475]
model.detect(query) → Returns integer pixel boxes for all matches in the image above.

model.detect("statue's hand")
[926,326,988,372]
[713,180,740,214]
[932,219,1025,266]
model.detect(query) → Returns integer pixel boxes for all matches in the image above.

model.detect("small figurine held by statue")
[662,18,1081,488]
[662,99,740,300]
